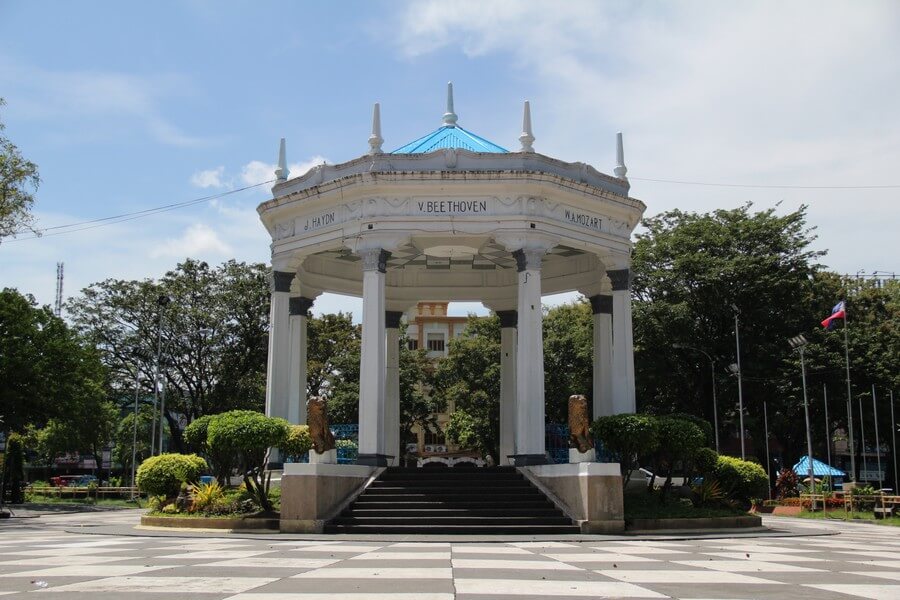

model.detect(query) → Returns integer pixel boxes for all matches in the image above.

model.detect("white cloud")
[190,166,227,189]
[391,0,900,273]
[150,223,232,259]
[240,156,329,187]
[0,58,215,147]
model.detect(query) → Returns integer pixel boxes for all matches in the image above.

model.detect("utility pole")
[764,401,772,500]
[873,385,883,490]
[790,334,816,510]
[732,305,745,460]
[824,384,832,491]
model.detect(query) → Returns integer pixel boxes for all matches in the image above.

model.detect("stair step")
[324,524,580,534]
[325,467,575,535]
[352,501,554,509]
[344,508,563,517]
[364,486,540,494]
[331,516,574,526]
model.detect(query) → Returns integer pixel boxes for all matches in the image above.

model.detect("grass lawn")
[624,489,747,521]
[796,509,900,527]
[24,495,146,509]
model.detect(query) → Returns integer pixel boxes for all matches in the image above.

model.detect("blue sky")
[2,1,899,319]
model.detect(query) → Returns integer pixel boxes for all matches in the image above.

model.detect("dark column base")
[511,454,548,466]
[266,462,284,471]
[357,454,391,467]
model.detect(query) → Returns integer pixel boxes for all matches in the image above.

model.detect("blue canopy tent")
[793,456,846,486]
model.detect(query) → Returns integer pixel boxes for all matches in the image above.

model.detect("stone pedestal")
[279,463,376,533]
[569,448,596,463]
[309,449,337,464]
[522,462,625,533]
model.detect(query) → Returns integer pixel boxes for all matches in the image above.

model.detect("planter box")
[141,515,278,530]
[751,505,775,514]
[772,506,802,516]
[626,515,762,531]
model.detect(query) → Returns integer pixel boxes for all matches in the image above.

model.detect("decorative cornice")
[360,248,391,273]
[271,270,294,293]
[589,294,613,315]
[497,310,518,328]
[607,268,631,291]
[385,310,403,329]
[289,296,315,316]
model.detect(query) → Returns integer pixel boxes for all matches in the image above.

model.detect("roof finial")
[442,81,458,127]
[614,132,628,179]
[519,100,535,152]
[368,102,384,155]
[275,138,289,182]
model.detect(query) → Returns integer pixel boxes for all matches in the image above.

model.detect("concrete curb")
[140,515,278,531]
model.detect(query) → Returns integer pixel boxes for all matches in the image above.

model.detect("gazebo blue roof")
[793,456,845,478]
[392,125,509,154]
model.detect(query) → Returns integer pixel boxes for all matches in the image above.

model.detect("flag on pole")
[821,300,846,329]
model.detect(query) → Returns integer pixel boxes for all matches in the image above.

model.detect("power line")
[630,177,900,190]
[5,180,275,242]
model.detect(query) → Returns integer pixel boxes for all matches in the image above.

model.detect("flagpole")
[824,384,832,489]
[859,393,867,484]
[873,385,882,490]
[891,390,897,492]
[842,300,857,484]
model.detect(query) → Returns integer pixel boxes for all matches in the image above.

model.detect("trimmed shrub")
[281,425,313,461]
[694,447,719,478]
[669,413,714,447]
[136,453,207,499]
[183,414,233,486]
[714,455,768,504]
[590,414,660,484]
[207,410,290,513]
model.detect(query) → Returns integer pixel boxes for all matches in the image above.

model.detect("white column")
[358,249,389,465]
[513,248,548,464]
[590,294,614,418]
[287,296,314,425]
[384,311,402,466]
[609,269,636,414]
[498,310,517,465]
[265,271,294,423]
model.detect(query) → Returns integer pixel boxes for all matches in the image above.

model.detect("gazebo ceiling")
[310,240,586,272]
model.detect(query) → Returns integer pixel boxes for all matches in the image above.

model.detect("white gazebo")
[258,83,645,468]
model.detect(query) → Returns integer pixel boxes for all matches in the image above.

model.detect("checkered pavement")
[0,513,899,599]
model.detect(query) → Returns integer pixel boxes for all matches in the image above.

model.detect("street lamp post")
[130,365,141,497]
[764,400,772,500]
[154,295,171,455]
[731,305,746,460]
[789,334,816,511]
[673,343,719,453]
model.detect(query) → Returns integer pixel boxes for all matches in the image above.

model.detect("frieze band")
[589,294,613,315]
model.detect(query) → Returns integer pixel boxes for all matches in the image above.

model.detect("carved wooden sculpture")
[568,394,594,453]
[307,396,336,454]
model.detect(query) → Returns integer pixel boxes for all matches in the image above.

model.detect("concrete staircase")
[324,466,578,534]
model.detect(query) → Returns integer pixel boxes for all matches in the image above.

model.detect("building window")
[425,430,446,445]
[407,339,418,351]
[427,333,445,352]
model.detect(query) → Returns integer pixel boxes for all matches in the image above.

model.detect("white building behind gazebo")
[258,84,645,468]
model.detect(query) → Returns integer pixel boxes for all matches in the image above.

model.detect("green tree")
[543,301,594,423]
[68,259,270,451]
[2,433,26,503]
[0,99,40,242]
[30,400,118,473]
[112,405,162,480]
[399,329,438,455]
[206,410,289,513]
[0,289,108,434]
[433,315,501,457]
[632,204,826,460]
[306,312,360,425]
